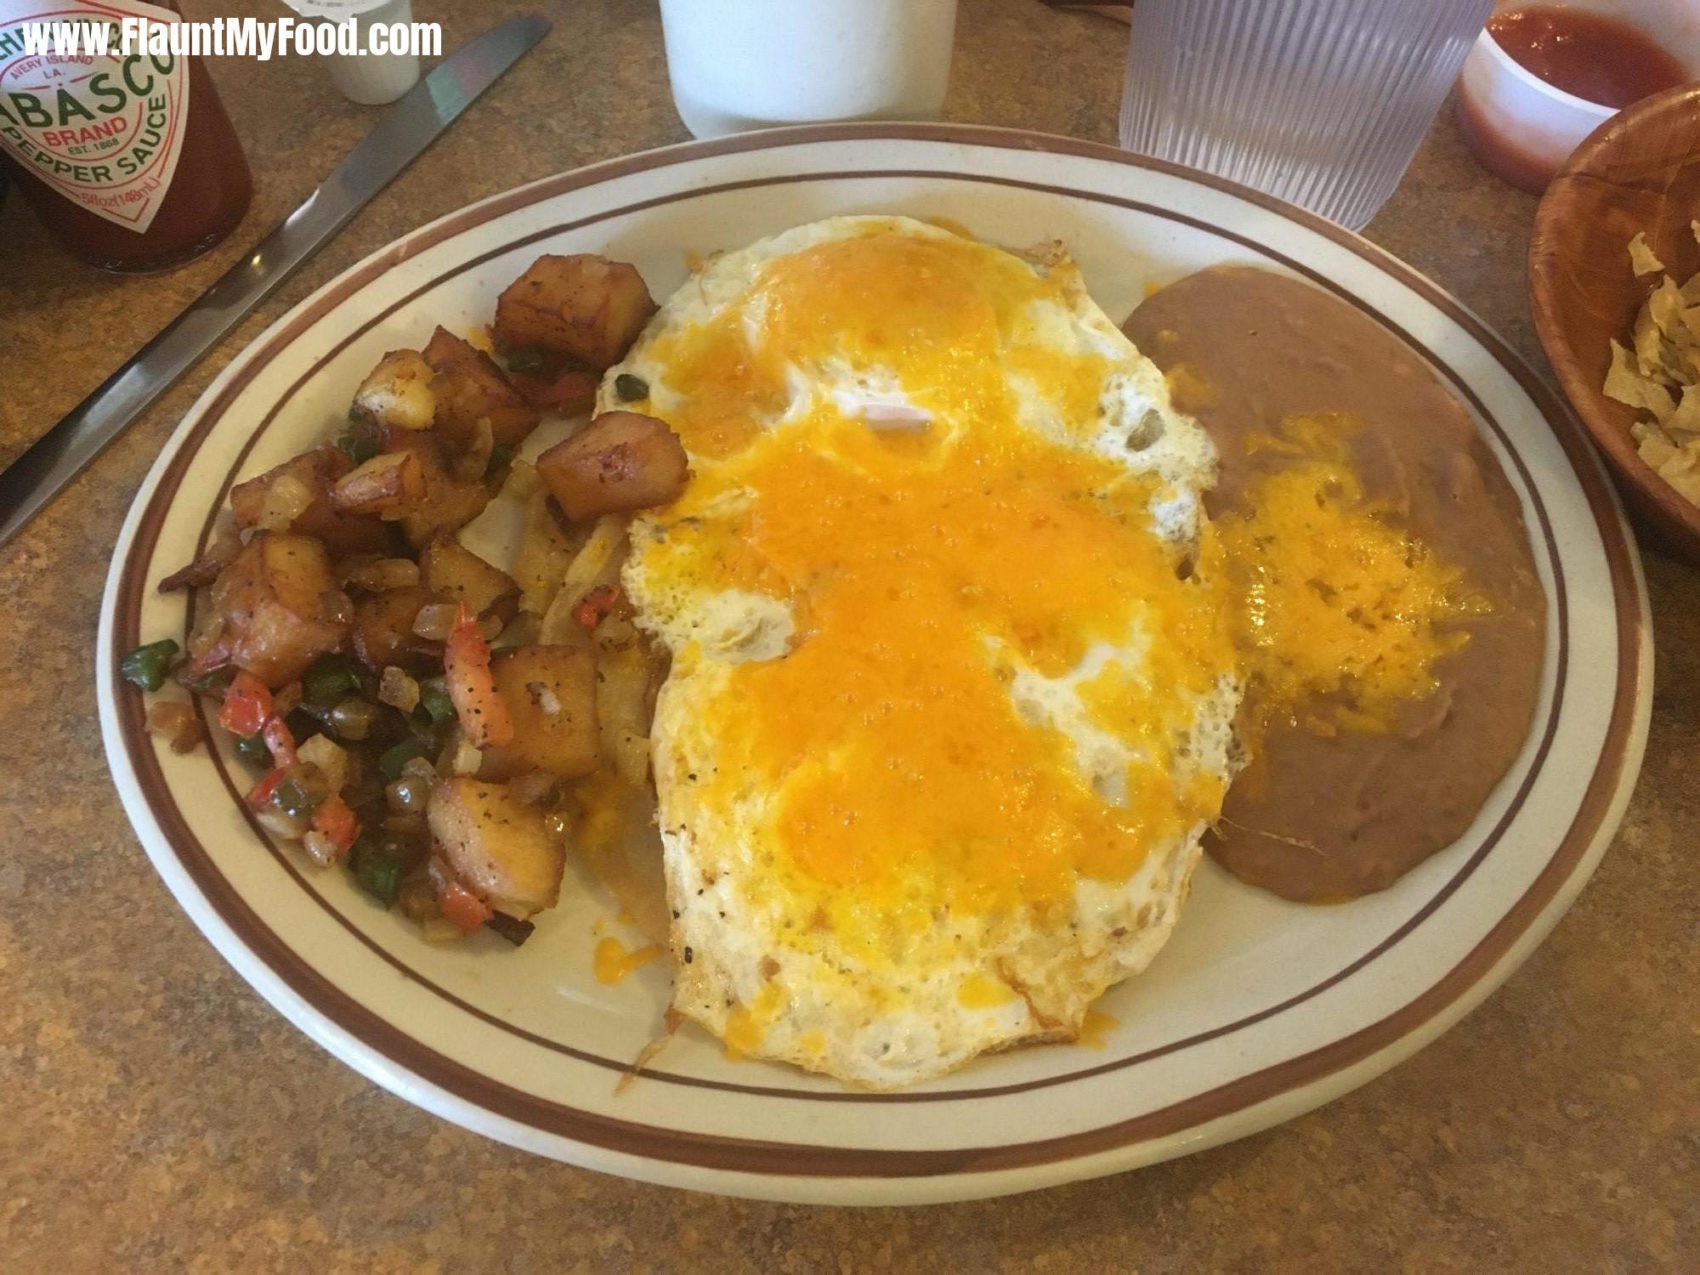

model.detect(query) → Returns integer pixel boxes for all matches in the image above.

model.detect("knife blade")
[0,14,550,549]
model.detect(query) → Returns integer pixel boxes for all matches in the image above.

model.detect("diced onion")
[297,732,349,795]
[291,761,333,808]
[254,472,313,533]
[453,418,495,482]
[400,756,440,786]
[385,776,430,814]
[301,830,340,868]
[449,733,483,777]
[255,807,306,840]
[420,916,466,943]
[186,611,226,662]
[412,602,460,641]
[329,698,378,741]
[593,615,637,652]
[378,666,420,713]
[206,528,242,564]
[145,701,203,754]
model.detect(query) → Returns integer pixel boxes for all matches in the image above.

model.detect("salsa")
[1488,7,1687,108]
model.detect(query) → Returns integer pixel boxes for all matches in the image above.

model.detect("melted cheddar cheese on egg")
[606,217,1241,1088]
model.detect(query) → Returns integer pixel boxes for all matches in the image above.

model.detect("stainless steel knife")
[0,14,550,549]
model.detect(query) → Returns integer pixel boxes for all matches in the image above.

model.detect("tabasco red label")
[0,1,189,234]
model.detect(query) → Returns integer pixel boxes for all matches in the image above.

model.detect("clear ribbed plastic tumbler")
[1119,0,1495,230]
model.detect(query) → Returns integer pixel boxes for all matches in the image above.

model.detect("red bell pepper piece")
[218,671,273,738]
[574,585,620,632]
[310,794,360,857]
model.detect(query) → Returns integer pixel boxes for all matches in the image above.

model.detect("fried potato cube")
[350,585,446,673]
[422,326,540,450]
[229,447,389,556]
[396,444,493,548]
[482,645,599,781]
[206,533,348,687]
[420,538,520,625]
[493,255,656,370]
[352,349,438,433]
[535,411,688,521]
[398,480,492,549]
[427,777,566,916]
[330,450,426,517]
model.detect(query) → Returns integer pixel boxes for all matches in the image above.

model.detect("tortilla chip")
[1609,232,1700,505]
[1649,276,1687,336]
[1633,304,1666,376]
[1636,428,1679,470]
[1605,338,1677,422]
[1663,339,1700,387]
[1603,337,1638,402]
[1668,386,1700,440]
[1629,231,1665,276]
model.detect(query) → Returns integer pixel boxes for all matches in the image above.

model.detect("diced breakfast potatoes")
[1605,224,1700,504]
[126,252,685,946]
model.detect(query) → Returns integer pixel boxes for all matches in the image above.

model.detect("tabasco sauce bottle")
[0,0,251,272]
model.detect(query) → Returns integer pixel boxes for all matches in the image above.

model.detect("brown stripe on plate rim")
[143,167,1576,1100]
[103,126,1645,1176]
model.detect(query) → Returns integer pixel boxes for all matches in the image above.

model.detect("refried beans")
[1126,266,1546,902]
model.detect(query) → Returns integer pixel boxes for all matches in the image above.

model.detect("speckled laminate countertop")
[0,0,1695,1269]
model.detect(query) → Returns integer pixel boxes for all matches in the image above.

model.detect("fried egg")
[603,217,1241,1088]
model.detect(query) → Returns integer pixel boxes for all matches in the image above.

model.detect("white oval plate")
[98,126,1650,1205]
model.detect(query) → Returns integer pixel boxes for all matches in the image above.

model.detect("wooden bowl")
[1529,82,1700,563]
